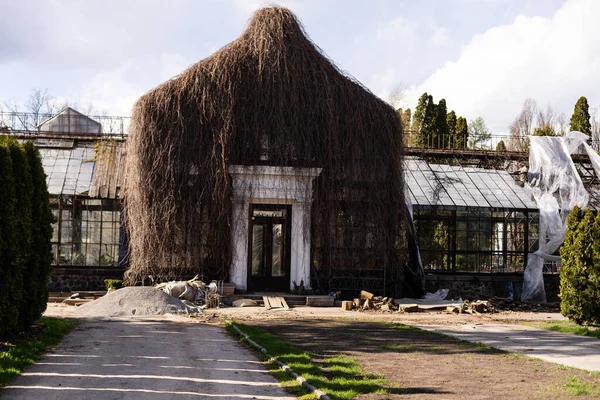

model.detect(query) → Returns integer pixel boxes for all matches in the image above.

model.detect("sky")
[0,0,598,133]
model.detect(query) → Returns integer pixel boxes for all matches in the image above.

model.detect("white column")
[290,200,312,290]
[230,199,249,291]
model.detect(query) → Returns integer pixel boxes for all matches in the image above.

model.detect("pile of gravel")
[76,286,195,317]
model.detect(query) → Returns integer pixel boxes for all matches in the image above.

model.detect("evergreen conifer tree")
[560,206,600,325]
[5,138,32,330]
[447,111,457,148]
[435,99,449,148]
[24,142,54,322]
[455,117,468,149]
[569,96,592,135]
[0,143,19,335]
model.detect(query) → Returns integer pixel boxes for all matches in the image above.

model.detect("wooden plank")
[263,296,289,310]
[306,296,335,307]
[360,290,374,300]
[262,296,272,310]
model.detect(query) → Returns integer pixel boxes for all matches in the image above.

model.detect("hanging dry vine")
[123,6,417,295]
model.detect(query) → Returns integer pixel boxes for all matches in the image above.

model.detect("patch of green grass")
[0,317,76,386]
[546,321,600,339]
[525,320,600,339]
[227,322,391,400]
[563,375,600,396]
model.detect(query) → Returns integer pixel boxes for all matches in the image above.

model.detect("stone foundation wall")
[49,267,125,292]
[424,274,560,302]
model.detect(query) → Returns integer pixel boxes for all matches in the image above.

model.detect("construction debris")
[155,275,223,309]
[342,293,401,312]
[306,296,335,307]
[263,296,290,311]
[445,300,495,314]
[232,299,259,307]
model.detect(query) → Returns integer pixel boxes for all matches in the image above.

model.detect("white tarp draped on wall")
[522,131,600,302]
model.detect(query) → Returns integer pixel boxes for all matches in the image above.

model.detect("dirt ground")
[44,304,599,399]
[244,318,600,399]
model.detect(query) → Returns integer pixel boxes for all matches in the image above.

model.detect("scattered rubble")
[232,299,259,307]
[340,290,401,312]
[341,289,558,314]
[156,276,223,309]
[445,300,495,314]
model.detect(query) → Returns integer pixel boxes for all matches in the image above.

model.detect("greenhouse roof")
[405,158,538,211]
[35,139,124,198]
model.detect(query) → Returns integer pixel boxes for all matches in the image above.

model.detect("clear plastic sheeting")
[522,131,600,302]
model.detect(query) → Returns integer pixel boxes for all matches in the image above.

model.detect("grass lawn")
[228,322,392,400]
[527,320,600,339]
[0,317,76,386]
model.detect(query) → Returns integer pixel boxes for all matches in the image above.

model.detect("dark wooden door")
[248,205,291,292]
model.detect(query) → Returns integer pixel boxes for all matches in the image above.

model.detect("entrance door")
[248,205,291,292]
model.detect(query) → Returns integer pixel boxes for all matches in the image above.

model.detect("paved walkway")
[416,323,600,372]
[0,318,294,400]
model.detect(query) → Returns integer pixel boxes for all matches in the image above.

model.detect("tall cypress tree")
[455,117,468,149]
[0,143,19,336]
[560,207,600,325]
[447,110,457,148]
[6,139,34,330]
[411,93,428,147]
[435,99,449,148]
[24,142,54,322]
[570,96,591,135]
[421,95,437,148]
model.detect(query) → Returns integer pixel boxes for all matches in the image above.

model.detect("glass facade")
[50,197,123,267]
[414,209,540,273]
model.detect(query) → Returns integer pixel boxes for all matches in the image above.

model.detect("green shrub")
[560,206,600,325]
[0,138,53,337]
[0,143,19,336]
[104,279,123,292]
[23,142,54,324]
[5,138,33,331]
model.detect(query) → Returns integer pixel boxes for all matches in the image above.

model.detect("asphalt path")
[416,323,600,372]
[0,318,295,400]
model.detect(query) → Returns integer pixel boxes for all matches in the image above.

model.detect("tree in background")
[408,92,469,149]
[421,95,438,147]
[570,96,591,135]
[533,104,557,136]
[435,99,449,148]
[455,117,468,149]
[411,93,429,147]
[560,206,600,325]
[402,108,411,133]
[468,117,491,149]
[396,108,412,135]
[496,140,506,151]
[446,110,457,148]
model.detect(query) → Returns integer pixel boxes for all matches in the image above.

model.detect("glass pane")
[272,224,284,277]
[251,224,264,276]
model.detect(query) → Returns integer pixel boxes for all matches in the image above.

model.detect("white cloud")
[405,0,600,132]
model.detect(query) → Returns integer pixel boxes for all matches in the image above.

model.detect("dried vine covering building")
[124,7,421,297]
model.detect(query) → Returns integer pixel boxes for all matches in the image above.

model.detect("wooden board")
[263,296,290,310]
[305,296,335,307]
